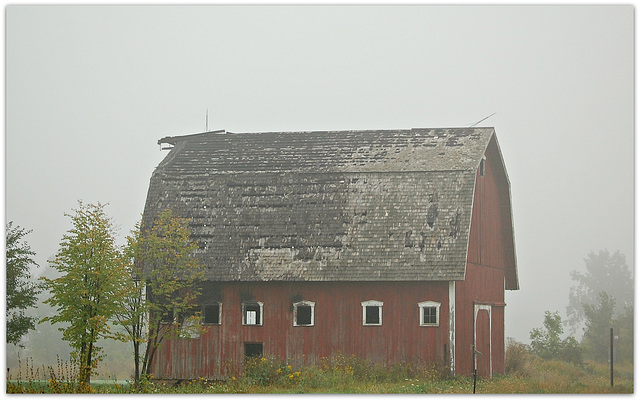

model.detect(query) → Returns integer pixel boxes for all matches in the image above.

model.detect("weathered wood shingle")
[143,127,496,282]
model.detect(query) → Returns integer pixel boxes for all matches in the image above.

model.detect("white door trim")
[473,303,492,378]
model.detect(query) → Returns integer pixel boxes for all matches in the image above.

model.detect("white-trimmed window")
[203,303,222,325]
[361,300,383,326]
[293,301,315,326]
[418,301,441,326]
[242,301,263,326]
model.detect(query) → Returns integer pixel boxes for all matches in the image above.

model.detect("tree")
[529,311,583,364]
[581,292,616,362]
[114,222,146,383]
[567,250,633,332]
[6,222,41,346]
[116,209,204,382]
[615,303,634,364]
[41,202,127,385]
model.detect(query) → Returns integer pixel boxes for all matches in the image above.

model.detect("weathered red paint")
[153,281,451,379]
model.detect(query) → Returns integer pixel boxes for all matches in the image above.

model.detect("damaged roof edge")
[158,129,227,146]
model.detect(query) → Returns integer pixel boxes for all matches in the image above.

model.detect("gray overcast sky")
[6,5,633,342]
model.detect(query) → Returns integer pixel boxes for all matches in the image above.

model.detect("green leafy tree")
[567,250,633,331]
[41,202,127,385]
[6,222,41,346]
[530,311,583,364]
[116,209,204,382]
[582,292,616,362]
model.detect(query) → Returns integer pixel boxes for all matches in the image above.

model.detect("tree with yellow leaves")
[41,201,127,386]
[117,209,204,384]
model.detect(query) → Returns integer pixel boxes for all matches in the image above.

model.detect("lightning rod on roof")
[206,108,209,132]
[469,112,496,127]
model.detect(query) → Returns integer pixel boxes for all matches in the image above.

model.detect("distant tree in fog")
[567,250,633,331]
[581,292,615,362]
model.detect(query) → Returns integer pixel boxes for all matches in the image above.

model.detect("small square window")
[366,306,380,324]
[160,309,174,324]
[423,307,437,324]
[294,301,315,326]
[361,300,383,326]
[203,303,221,324]
[418,301,441,326]
[243,301,263,326]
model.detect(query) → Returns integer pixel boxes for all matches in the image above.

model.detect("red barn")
[142,127,518,380]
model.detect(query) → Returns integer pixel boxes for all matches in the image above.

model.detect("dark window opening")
[365,306,380,325]
[423,306,437,325]
[296,305,312,326]
[244,343,263,358]
[204,303,221,324]
[479,158,486,177]
[160,309,174,324]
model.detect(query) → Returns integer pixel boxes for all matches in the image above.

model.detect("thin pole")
[473,369,477,394]
[610,327,614,387]
[472,345,477,393]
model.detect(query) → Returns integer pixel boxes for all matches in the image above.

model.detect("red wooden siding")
[152,281,451,379]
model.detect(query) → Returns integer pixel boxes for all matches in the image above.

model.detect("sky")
[5,5,634,343]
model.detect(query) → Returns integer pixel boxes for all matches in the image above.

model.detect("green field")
[6,355,633,394]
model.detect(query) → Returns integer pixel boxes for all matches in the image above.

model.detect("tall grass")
[7,355,99,394]
[7,351,633,394]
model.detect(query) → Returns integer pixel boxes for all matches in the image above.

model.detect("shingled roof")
[143,127,505,282]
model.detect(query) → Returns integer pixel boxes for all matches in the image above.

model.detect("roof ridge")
[158,127,495,145]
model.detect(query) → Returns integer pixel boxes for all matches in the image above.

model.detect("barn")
[141,127,518,380]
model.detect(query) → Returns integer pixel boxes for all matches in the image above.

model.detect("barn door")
[474,304,492,378]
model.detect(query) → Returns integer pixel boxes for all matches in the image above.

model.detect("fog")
[5,5,633,345]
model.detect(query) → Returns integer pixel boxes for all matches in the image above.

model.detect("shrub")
[505,338,532,377]
[530,311,585,364]
[242,355,291,386]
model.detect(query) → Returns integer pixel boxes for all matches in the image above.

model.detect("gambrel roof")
[143,127,516,285]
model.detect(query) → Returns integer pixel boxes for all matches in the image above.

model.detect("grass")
[6,354,634,394]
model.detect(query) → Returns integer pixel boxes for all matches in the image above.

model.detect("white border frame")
[361,300,383,326]
[293,300,315,326]
[242,301,264,326]
[418,300,441,326]
[473,303,492,378]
